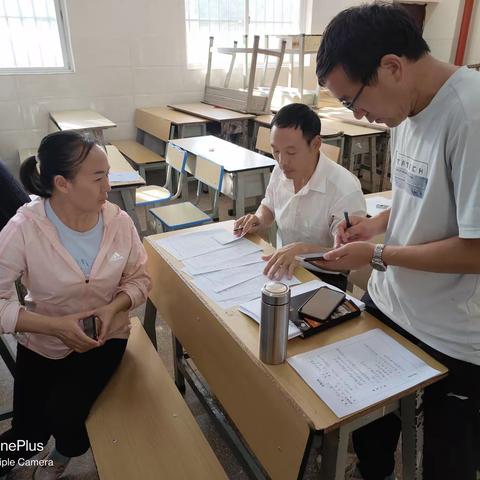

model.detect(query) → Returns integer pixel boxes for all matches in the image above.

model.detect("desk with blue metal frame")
[143,221,447,480]
[168,135,275,218]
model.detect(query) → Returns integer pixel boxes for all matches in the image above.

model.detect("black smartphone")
[82,315,98,340]
[298,287,346,322]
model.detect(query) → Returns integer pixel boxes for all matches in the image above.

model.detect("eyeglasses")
[341,84,366,111]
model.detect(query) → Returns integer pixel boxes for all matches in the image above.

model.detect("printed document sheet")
[288,328,440,417]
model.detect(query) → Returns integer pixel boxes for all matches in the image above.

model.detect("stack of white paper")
[154,228,299,309]
[366,196,392,217]
[239,279,365,339]
[288,328,440,417]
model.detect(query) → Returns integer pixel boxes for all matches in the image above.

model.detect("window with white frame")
[184,0,305,67]
[0,0,73,74]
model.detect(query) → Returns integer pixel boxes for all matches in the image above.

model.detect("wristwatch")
[370,244,387,272]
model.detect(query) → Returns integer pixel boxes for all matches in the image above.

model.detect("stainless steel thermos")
[259,281,291,364]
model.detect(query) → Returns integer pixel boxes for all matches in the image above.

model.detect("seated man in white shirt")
[233,103,366,290]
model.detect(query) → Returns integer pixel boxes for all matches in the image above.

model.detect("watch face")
[372,260,387,272]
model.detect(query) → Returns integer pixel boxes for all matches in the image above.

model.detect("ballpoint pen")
[344,211,352,229]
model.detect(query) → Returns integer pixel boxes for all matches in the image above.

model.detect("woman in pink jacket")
[0,131,151,479]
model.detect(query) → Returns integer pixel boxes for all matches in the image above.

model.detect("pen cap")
[261,281,290,306]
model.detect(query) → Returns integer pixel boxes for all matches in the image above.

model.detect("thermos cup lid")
[262,281,290,306]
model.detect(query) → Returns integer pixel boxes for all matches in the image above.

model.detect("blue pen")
[344,211,352,229]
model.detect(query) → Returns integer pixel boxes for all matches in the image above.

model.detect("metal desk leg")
[92,128,106,149]
[401,392,423,480]
[120,189,142,234]
[233,172,246,218]
[172,335,186,394]
[0,336,16,376]
[319,427,350,480]
[143,298,158,349]
[320,401,401,480]
[340,135,345,162]
[177,124,184,139]
[180,172,189,202]
[370,136,378,192]
[251,122,260,152]
[136,128,146,144]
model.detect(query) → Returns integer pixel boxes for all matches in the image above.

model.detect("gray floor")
[0,174,399,480]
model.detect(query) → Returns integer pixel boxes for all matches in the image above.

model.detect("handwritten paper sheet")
[288,328,440,417]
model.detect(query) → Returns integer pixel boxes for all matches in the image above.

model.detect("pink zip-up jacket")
[0,198,151,359]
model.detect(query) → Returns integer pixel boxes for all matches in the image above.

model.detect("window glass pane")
[0,0,68,70]
[4,0,20,17]
[17,0,33,17]
[185,0,245,66]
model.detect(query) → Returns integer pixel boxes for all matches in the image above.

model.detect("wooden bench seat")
[86,317,227,480]
[112,140,165,165]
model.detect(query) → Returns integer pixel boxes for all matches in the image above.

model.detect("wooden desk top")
[319,107,389,132]
[254,114,274,127]
[50,110,116,131]
[169,135,275,173]
[145,221,447,433]
[320,117,383,137]
[254,114,343,139]
[106,145,145,188]
[168,102,255,121]
[365,190,392,200]
[136,106,209,126]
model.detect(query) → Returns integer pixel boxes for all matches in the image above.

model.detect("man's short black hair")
[316,2,430,86]
[271,103,320,143]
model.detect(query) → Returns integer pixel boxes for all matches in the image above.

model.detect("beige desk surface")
[168,102,255,121]
[106,145,145,188]
[170,135,275,172]
[49,110,116,131]
[320,116,383,137]
[365,190,392,200]
[146,221,446,431]
[144,221,446,478]
[136,106,210,126]
[254,113,343,139]
[319,107,389,132]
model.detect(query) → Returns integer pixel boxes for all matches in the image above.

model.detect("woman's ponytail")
[19,155,51,198]
[19,131,95,198]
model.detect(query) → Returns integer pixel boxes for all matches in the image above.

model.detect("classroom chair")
[134,143,188,233]
[255,126,272,156]
[149,155,224,232]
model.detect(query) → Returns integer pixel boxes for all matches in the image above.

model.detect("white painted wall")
[423,0,463,62]
[465,2,480,64]
[0,0,205,172]
[1,0,478,172]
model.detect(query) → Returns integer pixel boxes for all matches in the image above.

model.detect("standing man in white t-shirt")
[314,3,480,480]
[233,103,366,290]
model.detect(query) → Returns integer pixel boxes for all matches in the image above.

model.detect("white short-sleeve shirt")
[369,67,480,365]
[261,152,366,248]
